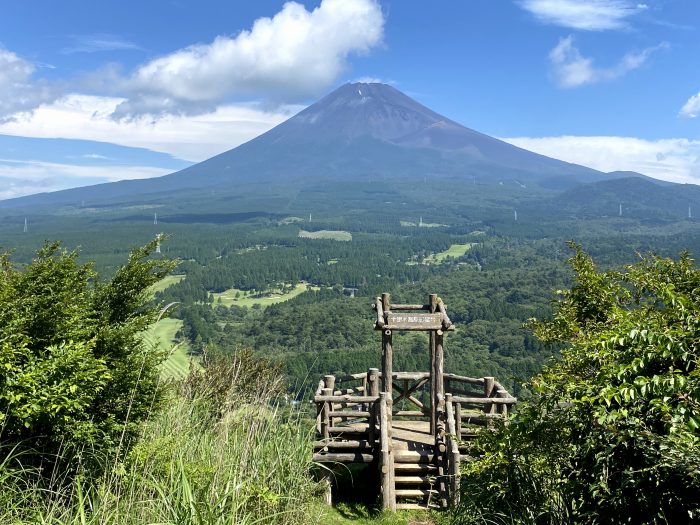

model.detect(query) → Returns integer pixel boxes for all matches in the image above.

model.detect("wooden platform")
[391,420,433,449]
[313,293,515,511]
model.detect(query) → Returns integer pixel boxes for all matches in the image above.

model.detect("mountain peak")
[267,81,448,143]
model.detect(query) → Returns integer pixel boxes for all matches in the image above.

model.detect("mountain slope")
[0,82,661,211]
[555,177,700,219]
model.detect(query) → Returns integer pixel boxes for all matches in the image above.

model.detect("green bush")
[0,238,176,474]
[0,352,319,525]
[455,244,700,524]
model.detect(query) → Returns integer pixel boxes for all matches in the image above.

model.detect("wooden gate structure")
[313,293,517,510]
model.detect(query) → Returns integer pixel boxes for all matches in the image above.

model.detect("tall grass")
[0,352,322,524]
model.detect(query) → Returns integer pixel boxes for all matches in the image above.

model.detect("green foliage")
[0,352,318,525]
[456,244,700,524]
[0,238,176,473]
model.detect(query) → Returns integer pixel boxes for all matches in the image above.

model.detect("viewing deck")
[312,294,516,511]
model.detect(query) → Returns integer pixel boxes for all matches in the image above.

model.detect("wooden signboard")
[385,312,443,331]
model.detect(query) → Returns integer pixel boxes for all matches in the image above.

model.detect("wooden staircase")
[394,449,442,510]
[312,293,516,512]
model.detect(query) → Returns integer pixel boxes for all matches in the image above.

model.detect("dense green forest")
[3,196,699,397]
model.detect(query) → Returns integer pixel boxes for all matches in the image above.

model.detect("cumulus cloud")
[0,49,59,122]
[112,0,384,118]
[680,92,700,118]
[549,36,667,88]
[0,94,299,162]
[502,135,700,184]
[519,0,647,31]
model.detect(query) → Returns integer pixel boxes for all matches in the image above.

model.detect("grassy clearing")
[149,274,185,294]
[144,318,196,379]
[424,243,474,264]
[299,229,352,241]
[280,216,307,224]
[211,282,312,308]
[400,220,446,228]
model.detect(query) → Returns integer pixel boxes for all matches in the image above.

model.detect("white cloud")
[519,0,646,31]
[113,0,384,118]
[0,159,171,200]
[502,135,700,184]
[0,49,59,122]
[61,34,141,54]
[549,36,667,88]
[0,94,300,162]
[680,92,700,118]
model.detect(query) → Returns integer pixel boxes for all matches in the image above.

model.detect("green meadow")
[424,243,474,264]
[298,229,353,241]
[210,282,313,308]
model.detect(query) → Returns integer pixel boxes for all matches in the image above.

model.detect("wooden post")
[381,293,391,315]
[429,293,438,434]
[368,368,379,446]
[325,375,337,428]
[455,401,462,440]
[497,388,509,419]
[379,392,395,511]
[484,377,495,428]
[436,329,445,417]
[321,387,332,440]
[445,393,461,507]
[382,329,393,398]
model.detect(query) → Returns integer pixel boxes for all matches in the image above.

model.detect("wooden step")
[394,462,437,473]
[313,439,373,450]
[394,475,433,485]
[395,488,438,498]
[396,502,439,510]
[327,426,374,435]
[393,450,436,463]
[394,463,438,473]
[312,452,374,463]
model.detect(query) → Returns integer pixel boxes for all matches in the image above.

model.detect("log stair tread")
[393,450,437,463]
[395,475,433,485]
[394,463,438,473]
[395,488,438,498]
[396,502,440,511]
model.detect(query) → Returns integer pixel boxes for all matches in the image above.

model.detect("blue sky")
[1,0,700,199]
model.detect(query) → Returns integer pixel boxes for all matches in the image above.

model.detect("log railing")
[444,393,461,507]
[313,368,382,462]
[313,371,515,508]
[444,374,513,440]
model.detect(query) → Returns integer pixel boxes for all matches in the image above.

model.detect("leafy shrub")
[0,355,318,525]
[0,238,176,474]
[455,244,700,524]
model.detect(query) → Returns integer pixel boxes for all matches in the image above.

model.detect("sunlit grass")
[210,282,313,308]
[144,318,195,379]
[424,243,474,264]
[298,230,353,241]
[148,274,185,295]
